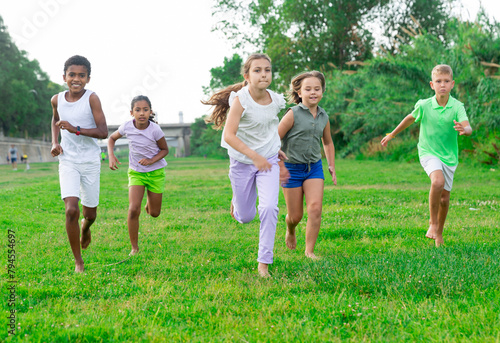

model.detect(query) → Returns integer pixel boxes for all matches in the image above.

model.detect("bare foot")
[305,252,319,259]
[230,200,236,220]
[434,235,444,247]
[129,248,139,256]
[258,263,271,278]
[425,223,438,240]
[285,217,297,250]
[75,260,84,273]
[81,219,92,250]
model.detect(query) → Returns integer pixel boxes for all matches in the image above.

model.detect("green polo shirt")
[281,103,330,164]
[411,95,468,166]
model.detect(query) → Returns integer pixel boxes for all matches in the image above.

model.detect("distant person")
[101,151,106,161]
[202,53,289,278]
[108,95,168,256]
[8,144,18,170]
[50,55,108,272]
[381,64,472,247]
[278,71,337,259]
[22,154,30,171]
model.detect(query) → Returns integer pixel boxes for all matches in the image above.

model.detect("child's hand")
[109,156,121,170]
[252,154,272,172]
[453,120,471,135]
[56,120,75,134]
[138,158,153,166]
[381,133,394,147]
[329,166,337,186]
[278,149,288,161]
[51,143,63,157]
[280,164,290,185]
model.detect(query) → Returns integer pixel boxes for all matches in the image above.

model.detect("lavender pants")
[229,154,280,264]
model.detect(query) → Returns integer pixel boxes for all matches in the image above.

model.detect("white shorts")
[420,156,457,191]
[59,160,101,207]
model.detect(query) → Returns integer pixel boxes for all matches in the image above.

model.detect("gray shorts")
[420,156,457,191]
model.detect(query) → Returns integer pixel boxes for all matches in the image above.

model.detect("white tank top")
[57,90,101,163]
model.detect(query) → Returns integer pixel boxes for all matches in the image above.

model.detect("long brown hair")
[287,71,326,104]
[202,53,272,130]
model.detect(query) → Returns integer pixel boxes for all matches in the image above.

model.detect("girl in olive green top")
[278,71,337,259]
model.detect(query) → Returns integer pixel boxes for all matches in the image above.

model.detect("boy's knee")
[440,194,450,206]
[84,213,97,223]
[431,179,445,190]
[65,205,79,220]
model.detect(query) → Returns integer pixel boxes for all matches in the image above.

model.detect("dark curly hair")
[64,55,91,76]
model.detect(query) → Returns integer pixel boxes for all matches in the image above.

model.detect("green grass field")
[1,157,499,342]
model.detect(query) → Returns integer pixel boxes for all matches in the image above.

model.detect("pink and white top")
[118,120,167,173]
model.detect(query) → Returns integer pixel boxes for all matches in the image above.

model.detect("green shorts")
[128,168,166,194]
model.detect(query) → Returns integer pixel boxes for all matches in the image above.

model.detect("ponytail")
[201,81,247,130]
[201,53,272,130]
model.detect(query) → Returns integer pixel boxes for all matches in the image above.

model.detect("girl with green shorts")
[108,95,169,256]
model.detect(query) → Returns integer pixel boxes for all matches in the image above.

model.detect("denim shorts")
[282,159,324,188]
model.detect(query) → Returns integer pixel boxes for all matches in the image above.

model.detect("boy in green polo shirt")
[381,64,472,247]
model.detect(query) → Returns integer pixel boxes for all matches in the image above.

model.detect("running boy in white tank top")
[50,55,108,273]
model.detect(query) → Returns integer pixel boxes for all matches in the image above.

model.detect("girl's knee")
[128,206,141,219]
[235,205,257,223]
[238,212,256,223]
[307,202,323,218]
[287,213,303,225]
[149,209,161,218]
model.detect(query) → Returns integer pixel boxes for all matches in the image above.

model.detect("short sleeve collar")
[432,95,457,109]
[297,103,327,117]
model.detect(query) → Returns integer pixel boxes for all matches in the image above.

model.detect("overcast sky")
[0,0,498,125]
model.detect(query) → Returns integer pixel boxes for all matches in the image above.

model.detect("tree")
[194,54,245,157]
[203,54,244,94]
[321,14,500,163]
[190,117,227,158]
[0,16,63,139]
[372,0,454,53]
[212,0,456,89]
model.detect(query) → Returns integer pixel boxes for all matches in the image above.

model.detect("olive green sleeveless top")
[281,103,329,164]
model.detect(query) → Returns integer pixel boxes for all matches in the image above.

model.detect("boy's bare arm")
[55,93,108,139]
[50,95,63,157]
[381,114,416,147]
[86,93,108,139]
